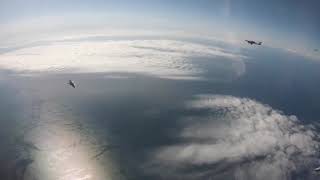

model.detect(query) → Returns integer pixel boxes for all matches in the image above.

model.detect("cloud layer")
[147,95,320,180]
[0,39,245,80]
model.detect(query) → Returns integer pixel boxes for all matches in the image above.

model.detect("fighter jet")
[314,166,320,172]
[245,40,262,46]
[68,80,76,88]
[314,167,320,172]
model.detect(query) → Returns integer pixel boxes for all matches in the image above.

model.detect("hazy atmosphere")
[0,0,320,180]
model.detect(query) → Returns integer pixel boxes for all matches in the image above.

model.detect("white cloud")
[0,39,245,80]
[147,95,320,179]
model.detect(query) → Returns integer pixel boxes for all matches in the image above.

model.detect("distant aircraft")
[245,40,262,46]
[68,80,76,88]
[315,49,319,52]
[314,166,320,172]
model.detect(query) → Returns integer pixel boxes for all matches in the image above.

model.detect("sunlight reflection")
[24,101,117,180]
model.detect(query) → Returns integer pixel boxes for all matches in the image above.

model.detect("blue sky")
[0,0,319,51]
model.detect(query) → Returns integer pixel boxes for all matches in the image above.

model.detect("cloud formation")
[147,95,320,180]
[0,39,245,80]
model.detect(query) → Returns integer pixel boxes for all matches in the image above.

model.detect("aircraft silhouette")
[68,80,76,88]
[245,40,262,45]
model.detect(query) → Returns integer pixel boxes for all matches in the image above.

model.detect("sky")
[0,0,320,52]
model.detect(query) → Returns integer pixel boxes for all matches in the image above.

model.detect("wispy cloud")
[147,95,320,180]
[0,39,245,80]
